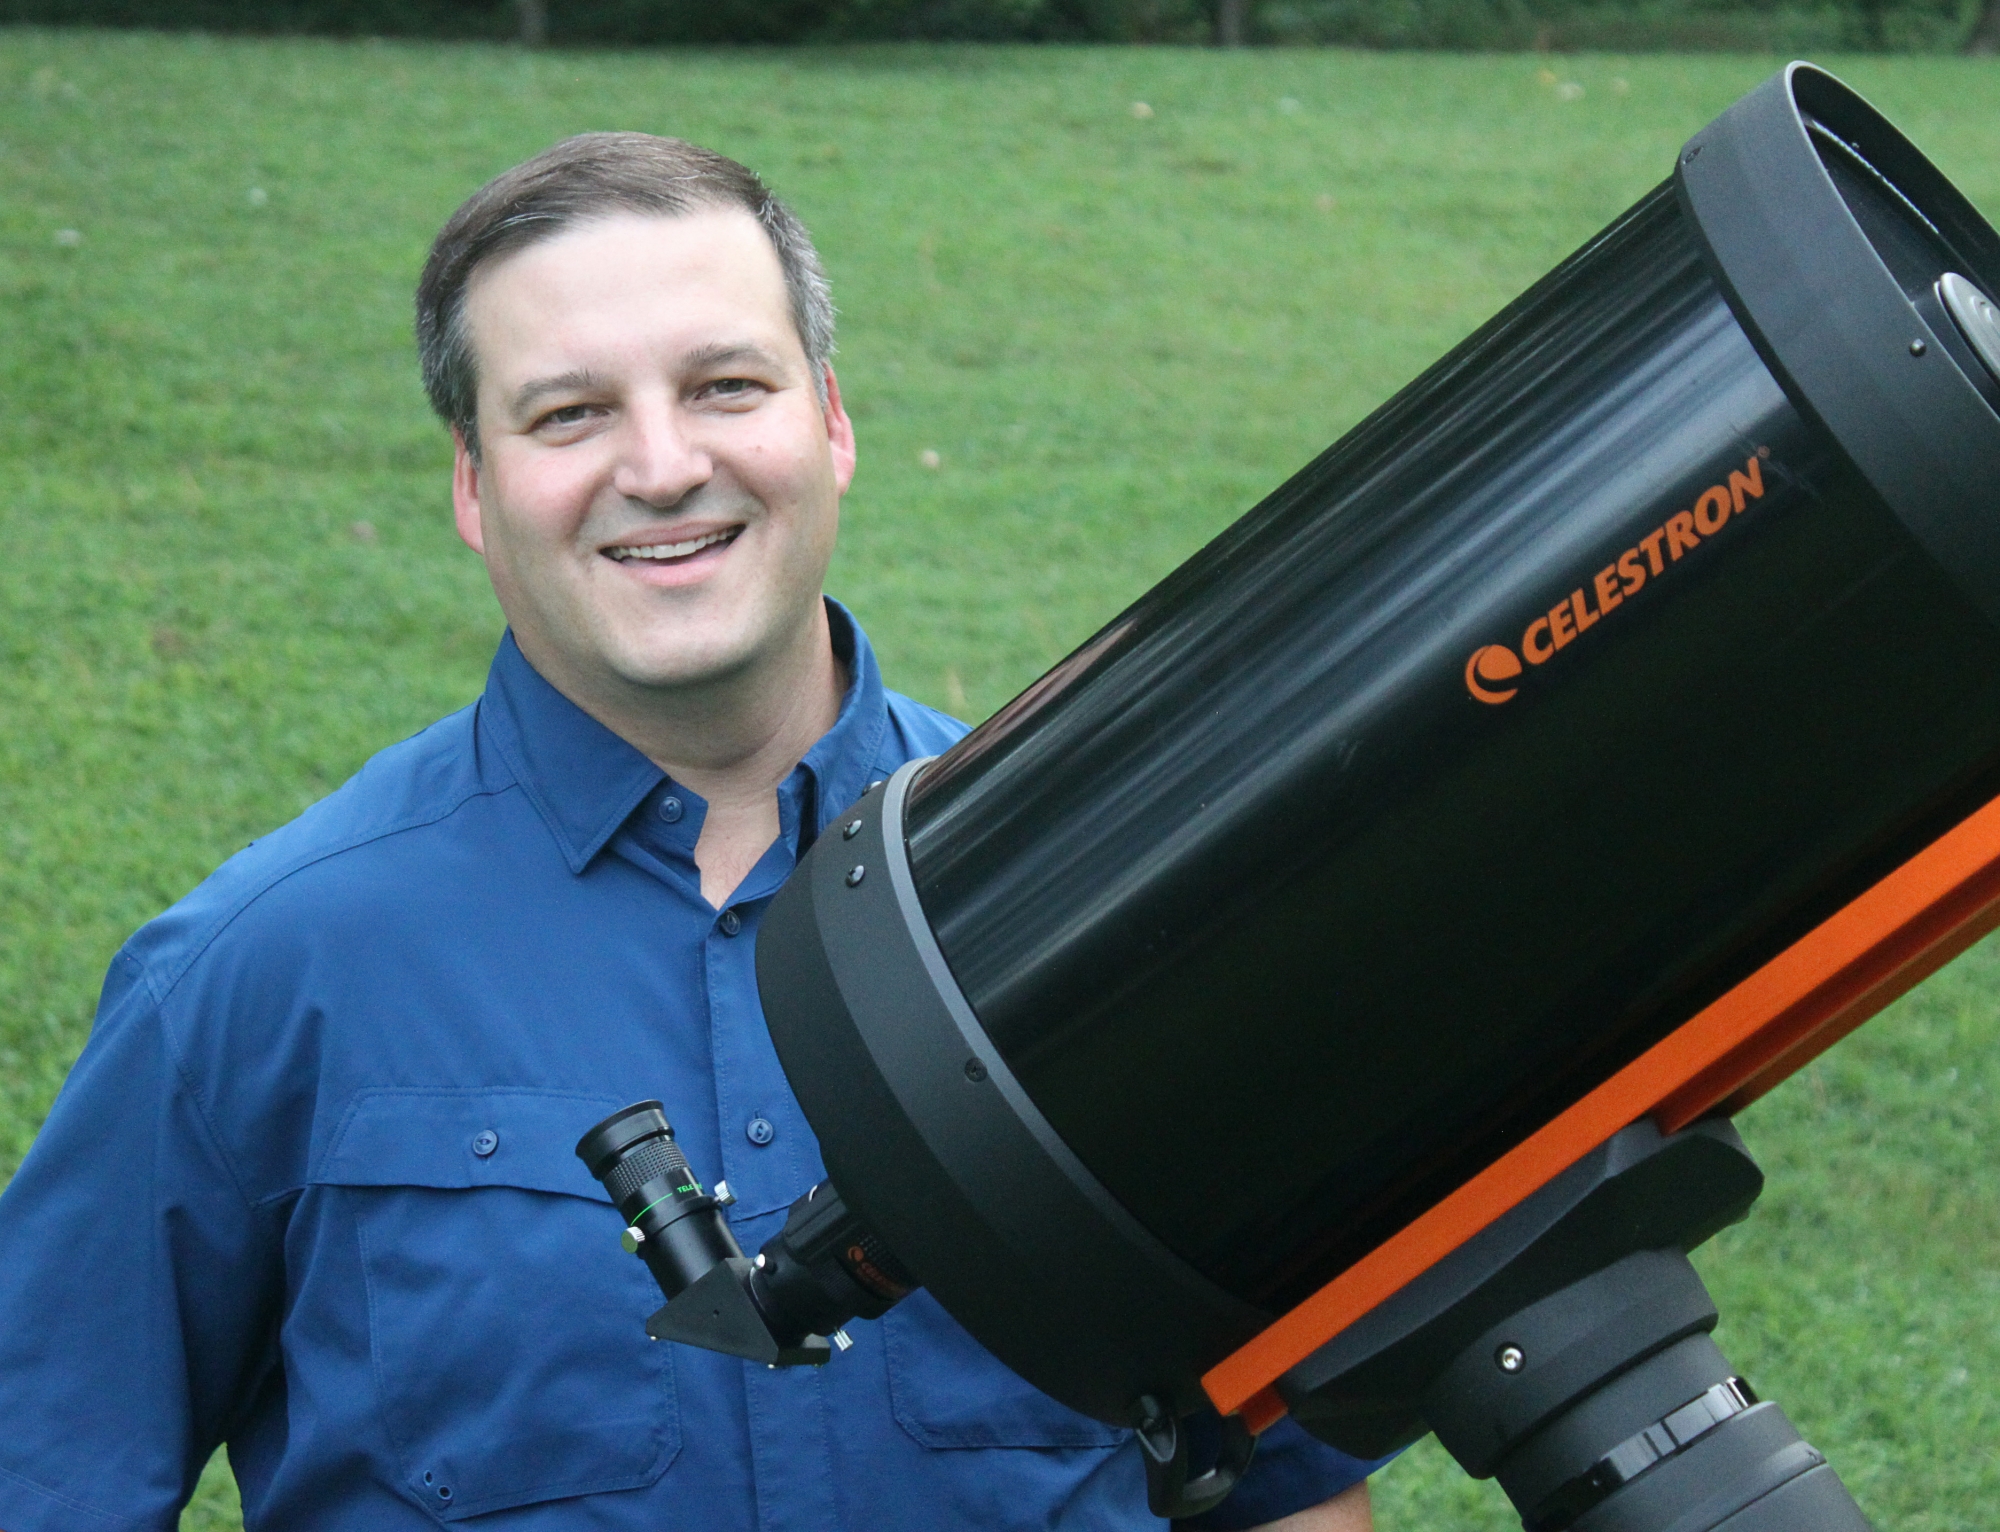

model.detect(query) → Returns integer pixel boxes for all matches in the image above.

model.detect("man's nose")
[612,400,712,508]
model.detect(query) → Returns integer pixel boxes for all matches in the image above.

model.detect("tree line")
[9,0,1999,48]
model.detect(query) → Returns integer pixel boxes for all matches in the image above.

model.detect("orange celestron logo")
[1464,447,1771,705]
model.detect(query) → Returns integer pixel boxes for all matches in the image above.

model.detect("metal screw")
[621,1225,647,1253]
[712,1179,736,1206]
[1911,338,1928,356]
[1496,1344,1526,1373]
[844,818,863,839]
[831,1328,854,1352]
[755,1253,768,1269]
[846,865,866,887]
[964,1058,988,1082]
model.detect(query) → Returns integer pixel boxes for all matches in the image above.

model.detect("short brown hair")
[415,133,835,460]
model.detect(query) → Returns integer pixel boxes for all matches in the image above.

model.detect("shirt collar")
[476,599,889,876]
[789,598,890,847]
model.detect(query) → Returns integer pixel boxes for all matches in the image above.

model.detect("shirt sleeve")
[0,949,283,1532]
[1175,1415,1395,1531]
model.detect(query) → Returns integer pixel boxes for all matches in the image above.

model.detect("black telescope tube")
[902,68,2000,1315]
[736,61,1995,1523]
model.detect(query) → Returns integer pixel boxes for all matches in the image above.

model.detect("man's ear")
[452,430,487,555]
[822,365,857,496]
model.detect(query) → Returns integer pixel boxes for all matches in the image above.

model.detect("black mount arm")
[1135,1395,1258,1519]
[1280,1119,1873,1531]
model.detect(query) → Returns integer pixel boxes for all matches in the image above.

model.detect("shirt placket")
[706,864,838,1529]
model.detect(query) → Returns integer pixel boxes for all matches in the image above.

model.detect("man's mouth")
[605,527,742,565]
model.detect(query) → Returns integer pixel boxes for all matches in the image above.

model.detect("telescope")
[577,64,2000,1529]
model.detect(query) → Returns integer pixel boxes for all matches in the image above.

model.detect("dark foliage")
[0,0,1982,47]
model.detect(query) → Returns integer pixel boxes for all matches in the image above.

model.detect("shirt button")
[745,1117,776,1146]
[658,795,685,824]
[719,908,743,937]
[471,1130,499,1158]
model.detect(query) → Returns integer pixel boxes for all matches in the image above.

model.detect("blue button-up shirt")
[0,604,1376,1532]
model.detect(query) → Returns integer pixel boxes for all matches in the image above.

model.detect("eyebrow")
[680,341,788,375]
[508,369,603,418]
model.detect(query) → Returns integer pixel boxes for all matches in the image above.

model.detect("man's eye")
[540,404,596,427]
[705,378,758,399]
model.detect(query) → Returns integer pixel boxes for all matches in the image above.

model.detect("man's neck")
[674,651,844,906]
[522,606,848,909]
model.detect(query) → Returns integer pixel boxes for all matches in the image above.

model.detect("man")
[0,135,1378,1530]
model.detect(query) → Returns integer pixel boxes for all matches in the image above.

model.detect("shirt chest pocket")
[312,1089,680,1521]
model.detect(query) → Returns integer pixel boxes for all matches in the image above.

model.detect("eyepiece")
[574,1100,665,1167]
[577,1101,920,1368]
[577,1101,676,1196]
[575,1101,741,1301]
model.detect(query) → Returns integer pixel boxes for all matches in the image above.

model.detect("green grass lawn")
[2,28,1996,1531]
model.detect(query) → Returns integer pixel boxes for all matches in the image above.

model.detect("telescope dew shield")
[749,60,1997,1505]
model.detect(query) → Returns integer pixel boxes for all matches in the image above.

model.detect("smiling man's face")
[453,208,854,714]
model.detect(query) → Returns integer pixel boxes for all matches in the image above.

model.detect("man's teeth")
[611,530,737,562]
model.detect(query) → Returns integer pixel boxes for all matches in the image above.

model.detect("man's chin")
[607,639,763,696]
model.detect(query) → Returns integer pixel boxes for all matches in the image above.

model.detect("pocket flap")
[313,1088,681,1516]
[314,1088,621,1199]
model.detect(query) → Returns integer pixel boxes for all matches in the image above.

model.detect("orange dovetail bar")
[1205,786,2000,1425]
